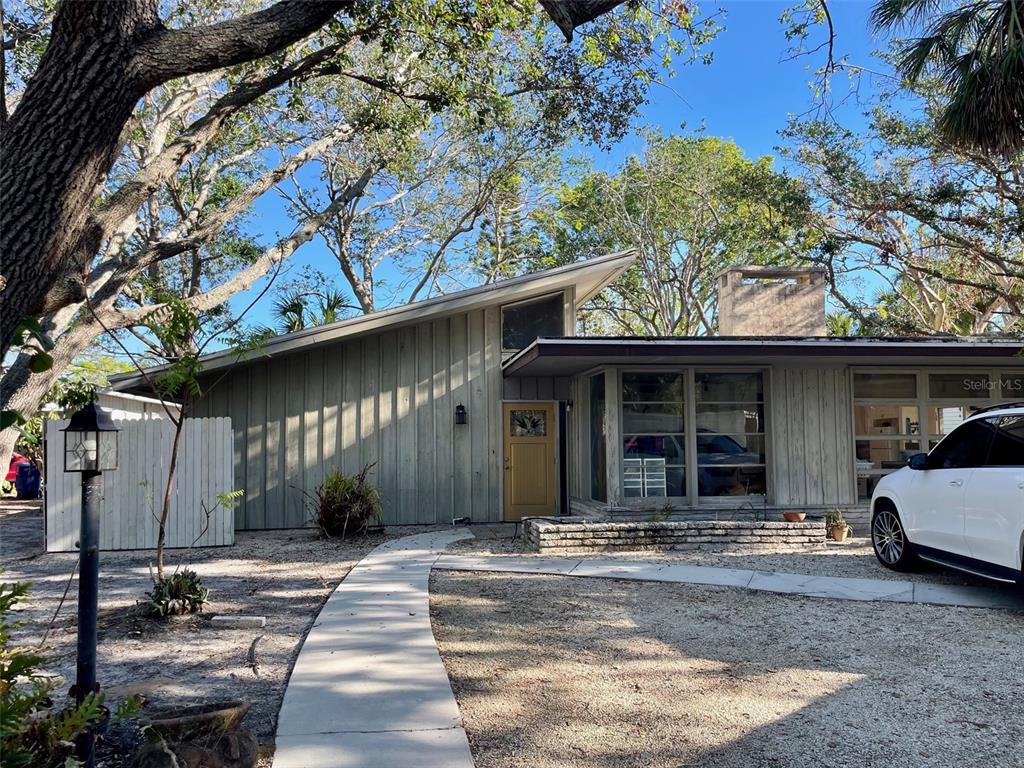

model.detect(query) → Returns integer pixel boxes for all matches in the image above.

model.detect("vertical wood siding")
[44,417,234,552]
[192,309,506,528]
[768,366,856,506]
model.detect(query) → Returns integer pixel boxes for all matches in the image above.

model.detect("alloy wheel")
[872,509,905,565]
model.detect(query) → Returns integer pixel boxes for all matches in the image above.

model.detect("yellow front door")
[503,402,557,520]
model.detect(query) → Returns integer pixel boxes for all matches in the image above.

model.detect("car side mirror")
[907,453,929,471]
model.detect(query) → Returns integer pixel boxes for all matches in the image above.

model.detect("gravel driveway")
[431,569,1024,768]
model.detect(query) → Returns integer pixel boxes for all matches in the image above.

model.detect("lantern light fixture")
[61,396,119,473]
[454,403,468,425]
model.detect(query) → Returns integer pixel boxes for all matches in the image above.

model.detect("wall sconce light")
[565,400,574,414]
[454,403,467,425]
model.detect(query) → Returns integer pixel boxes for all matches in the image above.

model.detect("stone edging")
[524,517,827,553]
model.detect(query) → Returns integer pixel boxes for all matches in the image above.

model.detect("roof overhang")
[502,337,1024,378]
[111,250,636,391]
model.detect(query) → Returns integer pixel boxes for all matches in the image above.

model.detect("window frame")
[851,366,1023,500]
[499,291,567,353]
[614,366,769,506]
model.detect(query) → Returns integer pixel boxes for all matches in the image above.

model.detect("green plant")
[145,568,209,618]
[647,502,673,523]
[825,509,852,536]
[0,576,107,768]
[308,465,383,540]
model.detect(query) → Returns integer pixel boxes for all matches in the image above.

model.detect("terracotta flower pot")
[828,524,850,543]
[783,511,806,522]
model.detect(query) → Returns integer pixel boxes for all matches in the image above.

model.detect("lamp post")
[61,396,118,768]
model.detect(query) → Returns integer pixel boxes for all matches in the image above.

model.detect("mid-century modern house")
[112,251,1024,530]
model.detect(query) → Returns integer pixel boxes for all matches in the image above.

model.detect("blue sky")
[225,1,893,339]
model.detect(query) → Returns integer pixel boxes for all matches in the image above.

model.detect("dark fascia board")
[502,336,1024,377]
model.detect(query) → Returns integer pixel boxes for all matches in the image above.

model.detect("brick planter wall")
[523,518,827,553]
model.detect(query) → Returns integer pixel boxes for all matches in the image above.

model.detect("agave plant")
[872,0,1024,157]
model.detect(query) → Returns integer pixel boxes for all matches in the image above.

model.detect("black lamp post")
[61,396,118,768]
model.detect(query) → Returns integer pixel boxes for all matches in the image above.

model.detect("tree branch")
[130,0,350,87]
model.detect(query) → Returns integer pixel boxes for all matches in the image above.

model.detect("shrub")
[146,568,209,618]
[0,576,107,768]
[309,465,382,539]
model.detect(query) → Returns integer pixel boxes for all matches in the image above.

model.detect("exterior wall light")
[455,403,468,425]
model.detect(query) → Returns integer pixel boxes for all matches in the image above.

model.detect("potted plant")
[782,511,806,522]
[825,510,852,542]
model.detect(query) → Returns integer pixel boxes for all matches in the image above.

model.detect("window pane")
[697,434,765,465]
[623,403,684,434]
[928,372,990,399]
[696,404,764,434]
[988,415,1024,466]
[928,419,995,469]
[623,434,685,464]
[621,372,684,403]
[999,373,1024,399]
[590,374,606,501]
[699,466,766,497]
[509,409,546,437]
[927,405,983,437]
[853,405,920,436]
[501,293,563,350]
[855,438,922,471]
[695,372,763,402]
[854,373,916,399]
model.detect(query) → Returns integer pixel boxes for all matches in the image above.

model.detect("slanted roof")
[503,336,1024,377]
[110,250,636,389]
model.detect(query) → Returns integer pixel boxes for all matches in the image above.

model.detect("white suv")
[870,404,1024,584]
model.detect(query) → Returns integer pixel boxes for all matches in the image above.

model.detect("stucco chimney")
[718,266,827,336]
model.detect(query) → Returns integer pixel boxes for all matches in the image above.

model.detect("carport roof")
[502,336,1024,377]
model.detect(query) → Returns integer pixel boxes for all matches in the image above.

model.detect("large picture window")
[695,372,766,497]
[853,369,1021,499]
[622,372,685,498]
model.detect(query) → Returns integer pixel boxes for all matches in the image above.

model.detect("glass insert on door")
[510,409,547,437]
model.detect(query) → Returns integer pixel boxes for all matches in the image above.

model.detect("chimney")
[718,266,827,336]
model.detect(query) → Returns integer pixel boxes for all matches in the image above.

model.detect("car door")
[964,415,1024,572]
[907,418,995,556]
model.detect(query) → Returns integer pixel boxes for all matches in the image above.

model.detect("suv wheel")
[871,503,917,572]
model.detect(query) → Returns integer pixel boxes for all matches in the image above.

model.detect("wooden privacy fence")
[44,417,234,553]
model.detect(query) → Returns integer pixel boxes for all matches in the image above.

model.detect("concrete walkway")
[273,529,474,768]
[433,553,1024,610]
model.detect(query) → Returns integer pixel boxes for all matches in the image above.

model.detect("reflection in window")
[853,373,917,399]
[501,293,563,351]
[695,372,765,497]
[622,372,684,498]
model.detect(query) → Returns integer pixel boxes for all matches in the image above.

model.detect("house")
[112,252,1024,530]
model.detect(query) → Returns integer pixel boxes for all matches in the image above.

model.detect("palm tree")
[872,0,1024,157]
[271,290,358,334]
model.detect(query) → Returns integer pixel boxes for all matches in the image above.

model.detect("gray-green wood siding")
[192,308,504,529]
[767,366,856,506]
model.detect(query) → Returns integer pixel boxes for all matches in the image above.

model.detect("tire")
[871,502,918,572]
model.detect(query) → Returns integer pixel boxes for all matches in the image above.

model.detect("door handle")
[949,479,963,487]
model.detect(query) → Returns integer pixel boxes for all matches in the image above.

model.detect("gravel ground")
[451,523,991,586]
[430,569,1024,768]
[0,500,389,759]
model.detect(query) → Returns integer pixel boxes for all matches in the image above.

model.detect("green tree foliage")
[534,134,814,335]
[871,0,1024,158]
[784,81,1024,336]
